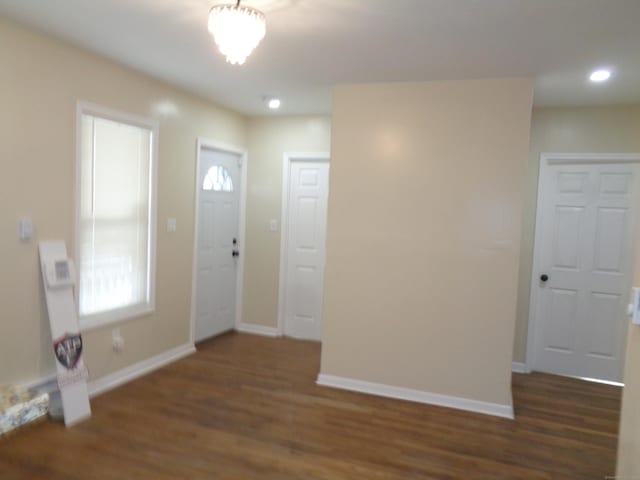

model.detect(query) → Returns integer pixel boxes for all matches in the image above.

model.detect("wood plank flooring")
[0,332,622,479]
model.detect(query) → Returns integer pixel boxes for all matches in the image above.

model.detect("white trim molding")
[512,362,529,374]
[75,101,160,332]
[16,344,195,401]
[88,343,195,397]
[236,323,280,337]
[20,374,58,395]
[317,374,515,420]
[542,152,640,165]
[277,152,331,336]
[190,138,248,344]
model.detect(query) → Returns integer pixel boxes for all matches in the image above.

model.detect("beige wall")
[0,19,246,385]
[242,116,332,328]
[321,79,533,407]
[514,106,640,363]
[617,238,640,476]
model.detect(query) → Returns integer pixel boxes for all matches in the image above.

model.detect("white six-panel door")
[194,148,240,342]
[531,157,640,382]
[282,160,330,340]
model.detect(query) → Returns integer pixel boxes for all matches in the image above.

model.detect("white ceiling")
[1,0,639,115]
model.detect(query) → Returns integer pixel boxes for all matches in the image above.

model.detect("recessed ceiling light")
[268,98,281,109]
[589,69,611,83]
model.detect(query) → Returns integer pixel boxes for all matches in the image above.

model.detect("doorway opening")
[277,153,330,341]
[190,139,247,343]
[527,153,640,383]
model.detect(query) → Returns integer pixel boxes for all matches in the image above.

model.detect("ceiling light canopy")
[208,1,266,65]
[589,69,611,83]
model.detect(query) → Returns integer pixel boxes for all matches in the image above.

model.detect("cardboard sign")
[53,333,89,388]
[39,241,91,427]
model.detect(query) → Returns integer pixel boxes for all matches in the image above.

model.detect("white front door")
[194,147,241,342]
[531,158,640,382]
[282,160,330,340]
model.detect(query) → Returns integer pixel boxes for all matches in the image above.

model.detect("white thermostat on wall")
[45,258,76,289]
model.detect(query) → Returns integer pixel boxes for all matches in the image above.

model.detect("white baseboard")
[317,374,515,420]
[88,343,196,398]
[19,374,58,395]
[236,323,280,337]
[512,362,530,374]
[12,343,195,416]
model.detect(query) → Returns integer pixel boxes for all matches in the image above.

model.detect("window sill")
[79,303,155,332]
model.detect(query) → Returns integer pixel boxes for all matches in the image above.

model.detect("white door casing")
[192,141,245,342]
[278,154,330,341]
[528,154,640,382]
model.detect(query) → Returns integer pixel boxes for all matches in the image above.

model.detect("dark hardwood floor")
[1,332,622,479]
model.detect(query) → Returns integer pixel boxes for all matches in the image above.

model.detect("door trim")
[525,152,640,373]
[277,152,330,336]
[189,138,248,344]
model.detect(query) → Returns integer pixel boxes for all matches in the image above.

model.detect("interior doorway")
[527,153,640,382]
[278,153,330,341]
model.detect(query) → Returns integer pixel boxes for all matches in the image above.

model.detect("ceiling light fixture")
[268,98,281,109]
[589,69,611,83]
[208,0,266,65]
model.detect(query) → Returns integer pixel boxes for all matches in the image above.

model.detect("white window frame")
[75,101,159,331]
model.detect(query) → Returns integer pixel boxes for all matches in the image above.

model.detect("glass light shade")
[208,4,266,65]
[589,69,611,82]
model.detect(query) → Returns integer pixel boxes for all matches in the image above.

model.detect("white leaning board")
[39,241,91,426]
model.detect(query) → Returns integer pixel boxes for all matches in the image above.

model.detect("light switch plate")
[19,218,33,241]
[167,218,177,233]
[269,219,278,232]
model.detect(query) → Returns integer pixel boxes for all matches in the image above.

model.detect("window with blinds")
[77,105,157,328]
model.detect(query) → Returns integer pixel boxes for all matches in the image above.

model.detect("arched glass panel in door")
[203,165,233,192]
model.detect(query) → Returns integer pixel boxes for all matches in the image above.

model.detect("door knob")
[540,274,549,282]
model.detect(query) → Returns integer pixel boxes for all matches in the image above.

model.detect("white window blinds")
[78,112,155,323]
